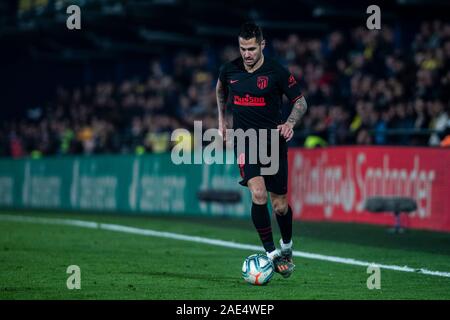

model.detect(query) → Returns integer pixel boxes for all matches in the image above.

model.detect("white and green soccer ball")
[242,253,274,285]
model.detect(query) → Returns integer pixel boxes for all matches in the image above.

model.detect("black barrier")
[197,190,242,203]
[364,197,417,233]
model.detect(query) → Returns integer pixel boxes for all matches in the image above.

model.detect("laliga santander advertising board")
[288,147,450,232]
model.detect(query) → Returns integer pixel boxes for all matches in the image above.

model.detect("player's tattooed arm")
[278,96,307,142]
[216,79,228,140]
[287,96,308,128]
[216,79,227,121]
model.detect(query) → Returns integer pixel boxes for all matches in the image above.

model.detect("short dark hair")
[239,22,263,44]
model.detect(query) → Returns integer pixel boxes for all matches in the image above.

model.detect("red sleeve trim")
[291,94,303,103]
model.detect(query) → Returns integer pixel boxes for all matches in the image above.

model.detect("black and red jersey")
[218,57,303,130]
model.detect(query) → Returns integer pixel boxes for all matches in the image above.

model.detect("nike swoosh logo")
[230,80,239,84]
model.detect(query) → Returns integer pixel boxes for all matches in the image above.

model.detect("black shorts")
[234,136,288,195]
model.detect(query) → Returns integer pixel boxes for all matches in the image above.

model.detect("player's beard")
[244,52,261,68]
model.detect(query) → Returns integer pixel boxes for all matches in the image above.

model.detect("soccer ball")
[242,253,274,285]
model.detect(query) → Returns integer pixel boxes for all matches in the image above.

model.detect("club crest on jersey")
[288,74,297,88]
[257,76,268,90]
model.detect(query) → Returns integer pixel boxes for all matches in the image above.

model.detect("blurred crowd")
[274,21,450,147]
[1,21,450,157]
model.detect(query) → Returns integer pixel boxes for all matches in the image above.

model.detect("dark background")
[1,0,448,119]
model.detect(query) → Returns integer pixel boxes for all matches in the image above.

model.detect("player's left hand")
[277,122,294,142]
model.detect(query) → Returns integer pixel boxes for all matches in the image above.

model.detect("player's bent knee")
[252,190,268,204]
[273,202,288,216]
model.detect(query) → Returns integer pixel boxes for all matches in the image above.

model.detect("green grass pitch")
[1,210,450,299]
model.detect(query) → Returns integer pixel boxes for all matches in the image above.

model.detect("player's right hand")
[277,122,294,142]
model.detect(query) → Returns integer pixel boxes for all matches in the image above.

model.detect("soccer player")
[216,22,308,278]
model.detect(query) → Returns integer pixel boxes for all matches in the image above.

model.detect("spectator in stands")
[327,105,351,145]
[429,99,449,146]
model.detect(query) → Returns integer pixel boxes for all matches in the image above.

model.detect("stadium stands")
[1,2,449,157]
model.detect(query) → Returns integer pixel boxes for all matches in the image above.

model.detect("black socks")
[251,203,276,252]
[276,205,293,244]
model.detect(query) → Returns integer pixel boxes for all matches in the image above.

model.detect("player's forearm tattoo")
[287,96,308,127]
[216,80,227,122]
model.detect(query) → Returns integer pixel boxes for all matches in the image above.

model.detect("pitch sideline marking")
[1,214,450,278]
